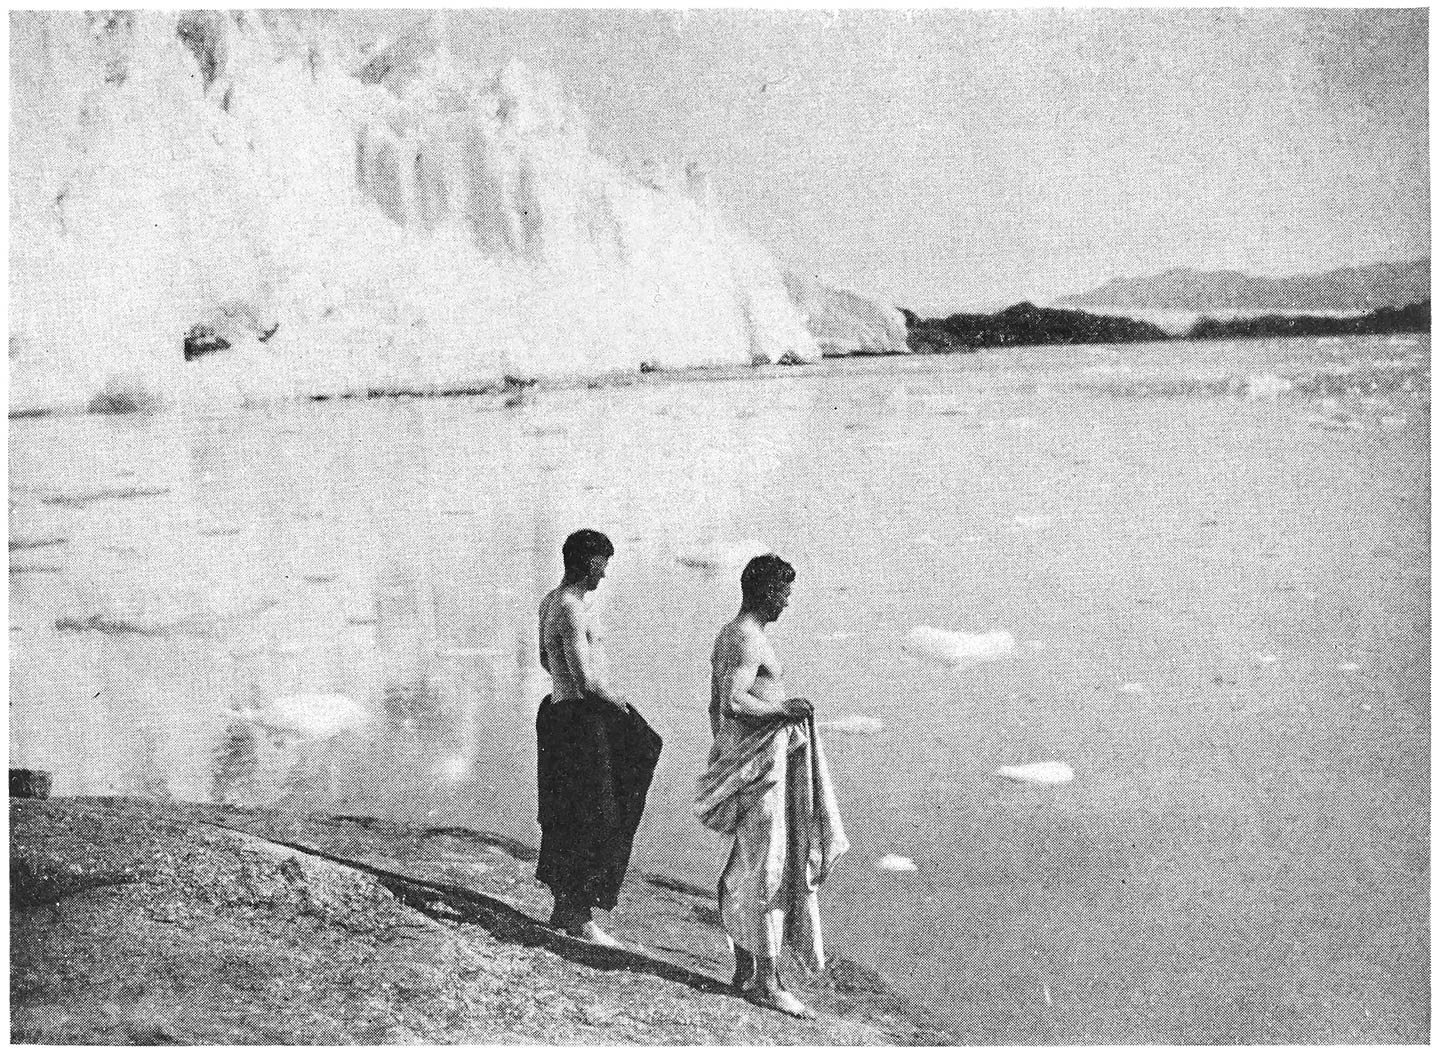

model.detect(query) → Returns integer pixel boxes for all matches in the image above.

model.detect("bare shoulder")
[541,588,583,629]
[713,618,766,667]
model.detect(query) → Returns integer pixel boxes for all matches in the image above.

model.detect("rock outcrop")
[1188,300,1430,340]
[12,797,959,1045]
[904,301,1169,352]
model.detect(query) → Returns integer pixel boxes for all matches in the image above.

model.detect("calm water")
[9,335,1429,1041]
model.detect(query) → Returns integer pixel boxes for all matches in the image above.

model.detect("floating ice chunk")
[1245,373,1293,400]
[8,534,67,552]
[876,854,917,872]
[675,538,770,573]
[914,533,940,547]
[235,693,373,739]
[923,392,966,415]
[904,626,1016,668]
[56,606,205,637]
[1012,513,1055,528]
[820,715,886,736]
[39,485,170,508]
[1308,416,1365,432]
[826,631,856,641]
[1025,640,1047,651]
[997,761,1074,786]
[435,755,470,781]
[1253,653,1278,665]
[1119,683,1146,694]
[1338,662,1361,672]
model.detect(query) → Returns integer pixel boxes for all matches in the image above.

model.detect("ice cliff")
[8,12,821,414]
[784,273,909,356]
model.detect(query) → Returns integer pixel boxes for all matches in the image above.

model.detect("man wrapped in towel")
[537,529,662,946]
[696,554,847,1019]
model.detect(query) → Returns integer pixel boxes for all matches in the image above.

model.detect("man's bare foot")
[744,984,816,1020]
[567,920,625,948]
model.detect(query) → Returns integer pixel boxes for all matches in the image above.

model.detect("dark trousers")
[535,695,663,910]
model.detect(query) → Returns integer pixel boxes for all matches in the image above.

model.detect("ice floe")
[38,485,171,508]
[8,534,68,552]
[1245,372,1293,400]
[234,692,373,739]
[904,626,1016,668]
[997,761,1074,786]
[674,538,770,574]
[876,854,918,872]
[819,715,886,736]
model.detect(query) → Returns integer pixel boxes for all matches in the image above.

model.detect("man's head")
[562,528,614,590]
[740,553,795,623]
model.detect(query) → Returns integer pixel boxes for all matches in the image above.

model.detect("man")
[536,529,662,946]
[696,554,847,1019]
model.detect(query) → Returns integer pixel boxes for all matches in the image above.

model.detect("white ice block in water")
[236,693,373,739]
[904,626,1016,668]
[820,714,886,736]
[997,761,1074,786]
[674,538,770,573]
[1245,372,1293,400]
[876,854,918,872]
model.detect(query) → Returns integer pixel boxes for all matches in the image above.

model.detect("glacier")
[8,11,850,416]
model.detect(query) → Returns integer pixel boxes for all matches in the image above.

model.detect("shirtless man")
[536,529,661,946]
[708,553,816,1018]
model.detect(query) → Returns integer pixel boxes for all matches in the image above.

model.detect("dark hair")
[740,553,795,607]
[562,529,614,576]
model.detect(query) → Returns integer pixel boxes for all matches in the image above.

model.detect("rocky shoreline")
[11,796,960,1045]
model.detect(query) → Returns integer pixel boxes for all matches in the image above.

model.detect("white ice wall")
[9,12,819,414]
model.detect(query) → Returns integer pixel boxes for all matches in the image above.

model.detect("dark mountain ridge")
[901,301,1170,353]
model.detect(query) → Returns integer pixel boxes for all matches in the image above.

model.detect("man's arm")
[721,631,810,721]
[557,599,628,713]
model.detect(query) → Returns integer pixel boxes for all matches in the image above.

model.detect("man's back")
[540,585,607,702]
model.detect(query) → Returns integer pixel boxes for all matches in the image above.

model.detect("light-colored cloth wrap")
[695,713,848,970]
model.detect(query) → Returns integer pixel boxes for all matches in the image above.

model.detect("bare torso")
[710,616,787,734]
[539,585,610,702]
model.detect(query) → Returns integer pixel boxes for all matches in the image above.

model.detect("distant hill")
[1056,259,1430,313]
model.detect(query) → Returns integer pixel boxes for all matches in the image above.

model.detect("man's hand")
[785,697,813,718]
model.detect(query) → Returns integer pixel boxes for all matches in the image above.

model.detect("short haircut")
[562,528,614,575]
[740,553,795,607]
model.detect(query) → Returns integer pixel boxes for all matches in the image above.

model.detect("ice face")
[9,12,820,414]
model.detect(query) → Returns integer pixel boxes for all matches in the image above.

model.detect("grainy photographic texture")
[8,7,1429,1045]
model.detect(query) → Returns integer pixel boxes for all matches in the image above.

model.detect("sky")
[364,8,1428,314]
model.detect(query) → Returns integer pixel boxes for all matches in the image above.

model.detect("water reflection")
[8,378,805,822]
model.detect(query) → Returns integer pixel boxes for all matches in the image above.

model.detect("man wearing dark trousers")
[535,528,662,945]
